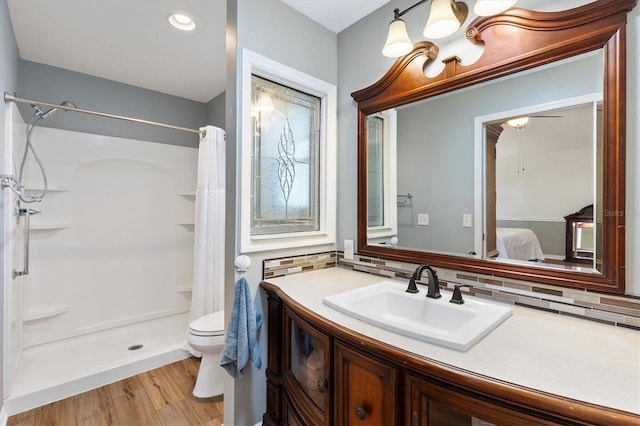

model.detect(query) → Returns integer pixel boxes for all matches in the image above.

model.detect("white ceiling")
[8,0,227,103]
[281,0,390,33]
[7,0,386,103]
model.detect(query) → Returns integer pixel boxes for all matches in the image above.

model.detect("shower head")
[38,100,77,119]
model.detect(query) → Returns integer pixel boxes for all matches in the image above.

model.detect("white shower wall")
[15,124,198,350]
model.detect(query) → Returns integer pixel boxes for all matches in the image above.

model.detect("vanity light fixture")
[382,0,517,58]
[423,0,468,39]
[168,13,196,31]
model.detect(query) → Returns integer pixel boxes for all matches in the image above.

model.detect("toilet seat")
[189,310,225,337]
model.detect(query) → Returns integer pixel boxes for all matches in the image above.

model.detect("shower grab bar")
[13,206,40,279]
[4,92,206,138]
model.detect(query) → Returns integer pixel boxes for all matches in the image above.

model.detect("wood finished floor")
[7,357,223,426]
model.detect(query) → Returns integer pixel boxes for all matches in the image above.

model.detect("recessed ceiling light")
[168,13,196,31]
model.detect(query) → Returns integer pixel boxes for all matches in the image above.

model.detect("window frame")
[240,49,337,253]
[366,109,398,241]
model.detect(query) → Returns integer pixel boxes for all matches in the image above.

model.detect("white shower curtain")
[185,125,226,355]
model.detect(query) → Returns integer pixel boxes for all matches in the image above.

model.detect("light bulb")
[168,13,196,31]
[423,0,462,39]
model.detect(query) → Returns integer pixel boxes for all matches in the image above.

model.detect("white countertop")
[264,267,640,414]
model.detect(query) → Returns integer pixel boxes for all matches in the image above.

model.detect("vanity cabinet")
[334,341,400,425]
[261,281,639,426]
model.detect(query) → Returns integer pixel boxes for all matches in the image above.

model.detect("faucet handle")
[406,273,420,293]
[449,284,470,304]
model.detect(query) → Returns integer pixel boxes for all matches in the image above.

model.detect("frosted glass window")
[250,75,321,235]
[241,49,336,253]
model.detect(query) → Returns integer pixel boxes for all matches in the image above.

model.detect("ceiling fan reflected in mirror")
[504,114,563,129]
[499,114,564,173]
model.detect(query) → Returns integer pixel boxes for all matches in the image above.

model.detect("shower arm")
[3,92,206,138]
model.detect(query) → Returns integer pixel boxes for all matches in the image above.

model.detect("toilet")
[187,310,226,398]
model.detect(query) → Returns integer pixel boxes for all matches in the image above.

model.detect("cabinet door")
[406,373,558,426]
[335,342,399,425]
[284,306,331,426]
[283,394,311,426]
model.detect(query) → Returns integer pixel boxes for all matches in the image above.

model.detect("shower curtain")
[185,125,226,355]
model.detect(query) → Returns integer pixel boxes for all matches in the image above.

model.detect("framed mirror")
[353,1,634,294]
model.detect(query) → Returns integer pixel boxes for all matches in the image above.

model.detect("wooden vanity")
[260,268,639,426]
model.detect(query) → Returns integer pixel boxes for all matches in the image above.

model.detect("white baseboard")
[0,403,8,426]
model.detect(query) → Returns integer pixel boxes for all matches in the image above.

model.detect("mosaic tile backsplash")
[263,251,640,331]
[263,252,337,279]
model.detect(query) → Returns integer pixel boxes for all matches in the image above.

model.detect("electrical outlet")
[462,214,472,228]
[344,239,354,260]
[418,213,429,226]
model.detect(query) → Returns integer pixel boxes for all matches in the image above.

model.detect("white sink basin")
[323,280,512,351]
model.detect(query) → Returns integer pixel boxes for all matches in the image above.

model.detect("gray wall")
[0,0,19,410]
[336,1,400,251]
[228,0,337,424]
[17,60,209,147]
[627,4,640,295]
[395,54,600,254]
[207,91,226,129]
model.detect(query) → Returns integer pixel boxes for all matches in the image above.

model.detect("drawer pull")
[355,405,367,420]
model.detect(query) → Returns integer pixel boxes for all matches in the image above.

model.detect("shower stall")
[2,97,202,414]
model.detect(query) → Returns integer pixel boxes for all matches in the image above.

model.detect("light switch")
[462,214,472,228]
[418,213,429,226]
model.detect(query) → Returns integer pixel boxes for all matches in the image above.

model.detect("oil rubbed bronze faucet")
[449,284,472,304]
[406,265,441,299]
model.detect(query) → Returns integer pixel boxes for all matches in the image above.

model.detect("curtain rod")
[4,92,206,137]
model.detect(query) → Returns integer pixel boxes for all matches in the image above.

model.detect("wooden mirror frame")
[353,0,637,294]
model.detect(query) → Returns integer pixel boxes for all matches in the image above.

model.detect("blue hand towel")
[220,277,262,379]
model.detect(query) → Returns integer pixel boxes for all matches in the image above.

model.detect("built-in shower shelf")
[176,285,193,293]
[178,192,196,198]
[30,222,71,230]
[23,305,70,322]
[177,219,195,226]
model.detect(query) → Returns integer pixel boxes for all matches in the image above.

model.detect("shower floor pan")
[5,312,191,416]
